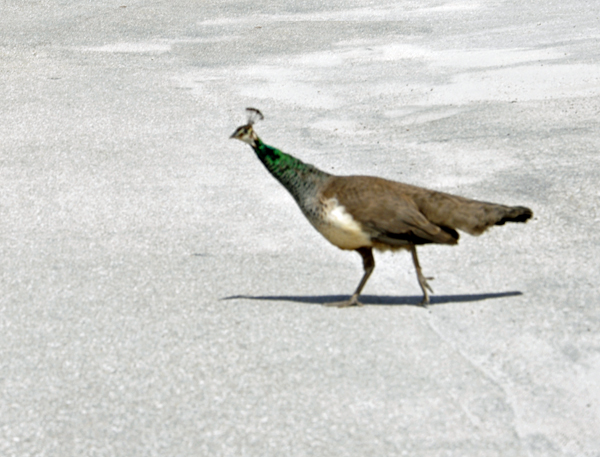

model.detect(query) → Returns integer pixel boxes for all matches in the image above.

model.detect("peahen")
[230,108,533,306]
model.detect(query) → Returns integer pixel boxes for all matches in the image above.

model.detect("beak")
[229,127,241,139]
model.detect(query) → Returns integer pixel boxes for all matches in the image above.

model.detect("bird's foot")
[417,275,434,307]
[324,294,363,308]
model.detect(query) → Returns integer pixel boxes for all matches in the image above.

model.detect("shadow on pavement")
[222,291,523,306]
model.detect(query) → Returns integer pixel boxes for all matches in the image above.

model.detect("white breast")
[315,198,372,250]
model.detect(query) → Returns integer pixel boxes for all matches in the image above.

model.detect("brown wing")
[321,176,459,246]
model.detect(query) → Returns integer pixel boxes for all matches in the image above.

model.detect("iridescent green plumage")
[250,138,331,209]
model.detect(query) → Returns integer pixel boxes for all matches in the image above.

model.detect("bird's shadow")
[221,291,523,307]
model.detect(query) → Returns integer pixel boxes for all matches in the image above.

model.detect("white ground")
[1,1,599,456]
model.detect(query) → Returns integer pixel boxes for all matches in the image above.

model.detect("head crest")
[246,107,264,126]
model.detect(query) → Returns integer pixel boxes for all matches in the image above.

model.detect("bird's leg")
[410,245,434,306]
[325,247,375,308]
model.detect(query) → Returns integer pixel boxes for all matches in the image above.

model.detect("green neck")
[251,137,330,202]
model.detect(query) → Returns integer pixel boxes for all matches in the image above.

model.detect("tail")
[446,201,533,236]
[411,188,533,236]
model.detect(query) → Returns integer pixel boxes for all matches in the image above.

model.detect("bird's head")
[230,107,263,147]
[230,124,259,147]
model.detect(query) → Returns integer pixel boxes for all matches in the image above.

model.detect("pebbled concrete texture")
[1,1,599,456]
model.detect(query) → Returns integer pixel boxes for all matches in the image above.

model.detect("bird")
[230,108,533,307]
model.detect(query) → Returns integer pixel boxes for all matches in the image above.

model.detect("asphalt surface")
[1,1,599,456]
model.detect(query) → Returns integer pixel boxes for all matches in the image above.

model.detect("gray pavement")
[1,1,599,456]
